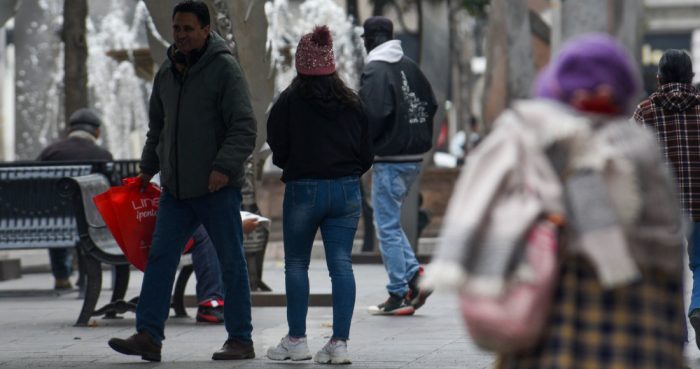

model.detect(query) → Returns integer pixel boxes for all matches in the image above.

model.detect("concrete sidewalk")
[0,260,495,369]
[2,258,700,368]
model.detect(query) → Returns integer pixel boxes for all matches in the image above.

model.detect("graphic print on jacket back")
[401,71,430,125]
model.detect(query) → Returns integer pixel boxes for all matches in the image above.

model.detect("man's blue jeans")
[283,177,360,340]
[372,162,421,297]
[136,187,252,344]
[191,226,223,303]
[688,221,700,314]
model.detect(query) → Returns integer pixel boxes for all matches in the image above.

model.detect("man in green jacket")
[108,1,256,362]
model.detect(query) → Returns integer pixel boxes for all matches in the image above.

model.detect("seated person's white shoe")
[266,335,311,361]
[314,339,351,365]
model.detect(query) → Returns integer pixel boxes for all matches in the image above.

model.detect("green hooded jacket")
[140,32,257,199]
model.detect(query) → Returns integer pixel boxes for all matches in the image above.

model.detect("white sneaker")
[314,339,351,365]
[266,335,312,361]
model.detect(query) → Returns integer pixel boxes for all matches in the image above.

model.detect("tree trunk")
[143,0,178,67]
[611,0,645,70]
[15,0,63,159]
[481,0,534,126]
[0,27,5,160]
[524,0,644,82]
[552,0,644,74]
[347,0,360,24]
[63,0,88,134]
[224,0,272,154]
[372,0,390,16]
[399,0,450,251]
[0,0,18,28]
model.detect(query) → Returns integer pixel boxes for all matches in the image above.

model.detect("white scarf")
[68,130,97,143]
[365,40,404,64]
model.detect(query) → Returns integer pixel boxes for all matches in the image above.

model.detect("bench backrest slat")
[0,165,94,249]
[0,160,140,250]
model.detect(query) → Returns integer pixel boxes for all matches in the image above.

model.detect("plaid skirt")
[498,255,686,369]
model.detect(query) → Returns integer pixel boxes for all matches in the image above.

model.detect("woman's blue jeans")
[283,177,361,340]
[135,187,252,344]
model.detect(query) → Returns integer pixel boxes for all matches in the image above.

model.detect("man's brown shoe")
[108,331,162,362]
[212,339,255,360]
[54,278,72,290]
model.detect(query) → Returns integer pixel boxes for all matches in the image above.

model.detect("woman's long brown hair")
[289,72,361,108]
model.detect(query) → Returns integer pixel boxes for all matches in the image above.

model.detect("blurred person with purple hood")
[424,34,686,368]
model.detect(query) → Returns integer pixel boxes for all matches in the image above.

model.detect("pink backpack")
[459,218,559,354]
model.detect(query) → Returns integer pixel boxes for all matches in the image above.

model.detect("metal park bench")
[0,160,189,325]
[0,162,98,251]
[0,157,274,323]
[57,173,194,326]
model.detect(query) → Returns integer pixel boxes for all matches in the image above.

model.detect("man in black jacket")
[360,17,437,316]
[37,108,113,290]
[108,1,256,362]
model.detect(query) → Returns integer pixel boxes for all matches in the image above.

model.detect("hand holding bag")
[93,177,193,271]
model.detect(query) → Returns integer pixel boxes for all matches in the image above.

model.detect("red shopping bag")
[93,177,193,271]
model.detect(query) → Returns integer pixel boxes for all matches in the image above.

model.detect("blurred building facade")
[643,0,700,94]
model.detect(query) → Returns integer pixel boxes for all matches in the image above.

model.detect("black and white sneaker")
[368,293,415,316]
[407,266,432,310]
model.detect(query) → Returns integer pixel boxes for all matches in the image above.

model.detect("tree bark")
[0,27,5,160]
[143,0,178,66]
[63,0,88,134]
[0,0,18,28]
[372,0,391,16]
[552,0,608,52]
[347,0,360,24]
[611,0,645,69]
[225,0,273,154]
[399,0,450,250]
[481,0,534,126]
[552,0,644,76]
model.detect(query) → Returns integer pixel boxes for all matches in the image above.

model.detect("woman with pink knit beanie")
[265,26,373,365]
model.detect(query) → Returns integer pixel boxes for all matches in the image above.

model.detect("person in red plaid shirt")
[632,49,700,347]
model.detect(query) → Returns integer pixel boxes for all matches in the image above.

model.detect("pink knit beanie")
[295,26,336,76]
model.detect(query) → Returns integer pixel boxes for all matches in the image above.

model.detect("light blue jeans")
[372,162,421,297]
[283,177,361,340]
[135,187,252,344]
[191,226,223,304]
[688,222,700,314]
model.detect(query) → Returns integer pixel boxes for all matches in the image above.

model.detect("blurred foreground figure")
[633,49,700,349]
[425,34,686,369]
